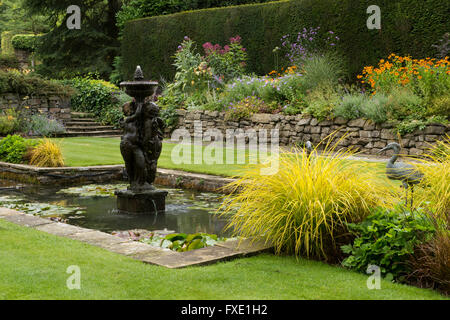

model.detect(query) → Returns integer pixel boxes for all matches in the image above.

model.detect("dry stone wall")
[0,93,71,122]
[173,110,450,156]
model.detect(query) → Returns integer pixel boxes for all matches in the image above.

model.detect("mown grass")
[0,219,446,300]
[52,137,393,183]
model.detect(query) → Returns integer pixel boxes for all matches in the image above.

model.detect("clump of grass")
[407,136,450,294]
[29,139,65,167]
[219,137,392,261]
[414,135,450,219]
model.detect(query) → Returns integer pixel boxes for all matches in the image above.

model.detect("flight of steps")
[61,112,122,137]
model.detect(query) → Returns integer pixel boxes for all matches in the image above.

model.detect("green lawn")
[53,137,390,181]
[0,219,446,300]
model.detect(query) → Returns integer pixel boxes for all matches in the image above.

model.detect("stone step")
[65,126,116,132]
[70,112,94,118]
[65,121,101,126]
[61,130,122,137]
[70,118,98,123]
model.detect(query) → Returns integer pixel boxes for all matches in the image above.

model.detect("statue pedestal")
[115,189,168,215]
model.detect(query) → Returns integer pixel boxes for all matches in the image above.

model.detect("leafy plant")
[334,93,366,120]
[225,96,280,121]
[304,85,340,121]
[24,114,65,137]
[0,108,20,135]
[341,207,436,281]
[281,27,340,67]
[219,137,392,261]
[140,232,222,252]
[29,139,64,167]
[68,76,124,127]
[301,53,345,91]
[0,134,36,163]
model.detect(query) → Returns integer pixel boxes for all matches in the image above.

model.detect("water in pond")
[0,181,232,237]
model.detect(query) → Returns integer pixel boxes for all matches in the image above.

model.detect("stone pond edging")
[0,208,271,268]
[0,162,235,193]
[172,110,450,156]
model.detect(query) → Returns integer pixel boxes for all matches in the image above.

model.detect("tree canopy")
[22,0,122,78]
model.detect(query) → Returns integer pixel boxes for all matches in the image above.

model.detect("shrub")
[0,108,20,135]
[0,134,35,164]
[0,69,73,96]
[360,93,390,123]
[281,27,341,67]
[224,96,281,121]
[24,114,66,137]
[359,55,450,102]
[0,54,19,70]
[203,35,248,82]
[11,34,42,52]
[427,95,450,119]
[341,207,436,281]
[301,53,345,91]
[407,227,450,295]
[29,139,64,167]
[121,0,448,81]
[304,85,340,120]
[334,94,366,120]
[68,77,124,127]
[219,139,392,261]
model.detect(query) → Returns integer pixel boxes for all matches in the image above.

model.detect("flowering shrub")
[224,96,281,121]
[281,27,340,66]
[203,36,247,82]
[359,54,450,101]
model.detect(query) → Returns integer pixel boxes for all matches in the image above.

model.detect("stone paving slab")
[34,222,90,237]
[3,213,53,228]
[0,208,25,217]
[66,230,130,248]
[1,208,272,268]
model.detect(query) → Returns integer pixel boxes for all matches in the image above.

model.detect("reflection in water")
[0,181,232,237]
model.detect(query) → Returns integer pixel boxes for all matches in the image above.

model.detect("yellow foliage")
[29,139,65,168]
[414,135,450,221]
[219,137,393,260]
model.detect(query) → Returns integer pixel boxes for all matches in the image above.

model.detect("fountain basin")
[115,189,168,215]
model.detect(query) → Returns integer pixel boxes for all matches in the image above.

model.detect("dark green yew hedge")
[121,0,450,81]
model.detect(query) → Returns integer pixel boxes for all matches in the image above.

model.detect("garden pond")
[0,180,232,238]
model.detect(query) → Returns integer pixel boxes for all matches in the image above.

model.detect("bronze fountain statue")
[115,66,168,214]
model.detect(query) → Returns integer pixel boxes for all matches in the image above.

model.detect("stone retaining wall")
[173,110,450,156]
[0,162,234,193]
[0,93,71,122]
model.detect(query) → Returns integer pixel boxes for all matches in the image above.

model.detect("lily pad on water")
[0,195,85,217]
[57,184,129,197]
[139,232,226,252]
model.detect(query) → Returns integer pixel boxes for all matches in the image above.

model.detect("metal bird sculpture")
[379,143,423,209]
[305,141,314,157]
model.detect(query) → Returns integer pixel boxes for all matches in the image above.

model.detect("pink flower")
[230,35,242,44]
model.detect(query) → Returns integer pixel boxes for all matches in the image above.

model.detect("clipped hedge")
[11,34,42,52]
[121,0,450,81]
[1,31,15,56]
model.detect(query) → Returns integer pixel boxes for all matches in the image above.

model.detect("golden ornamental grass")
[29,139,65,167]
[219,139,393,260]
[414,135,450,221]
